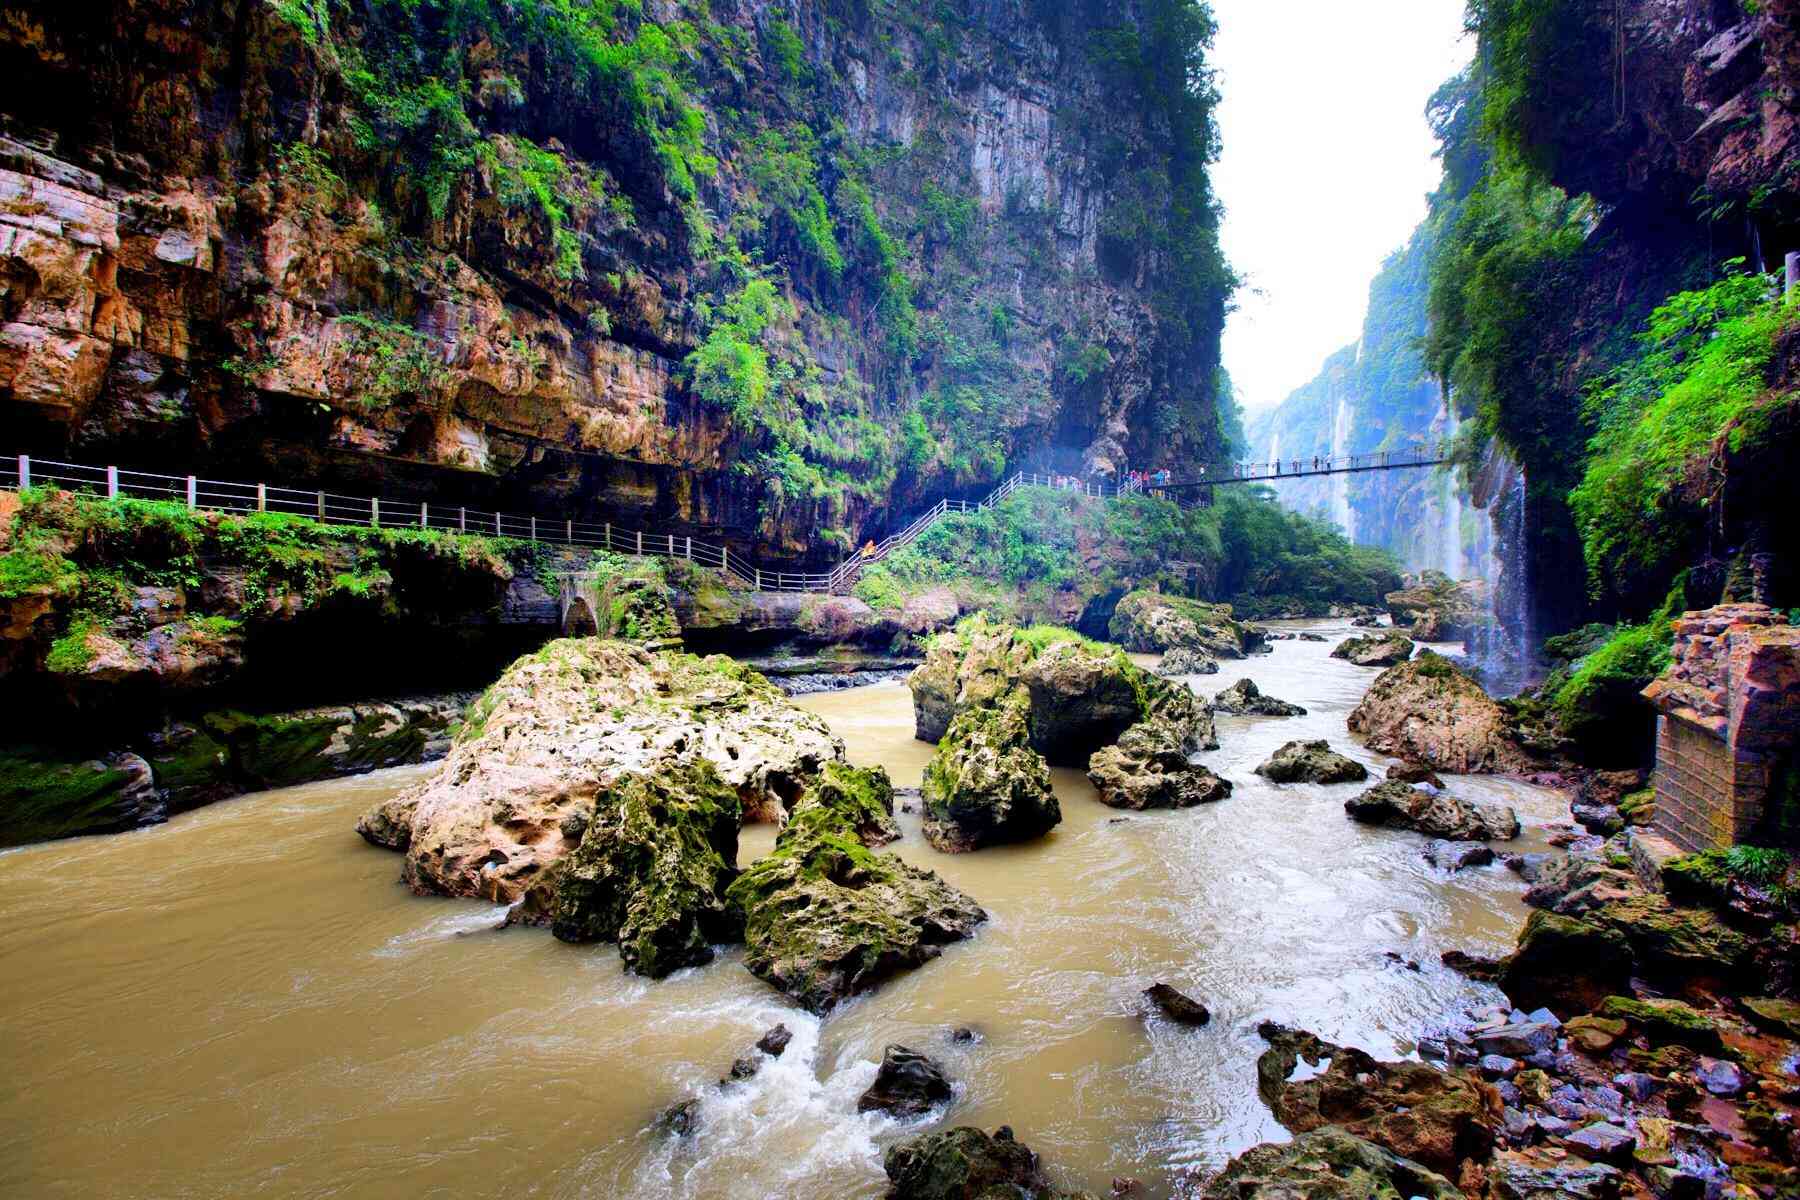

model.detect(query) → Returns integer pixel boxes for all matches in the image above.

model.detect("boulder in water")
[857,1045,956,1118]
[1021,639,1149,764]
[726,793,985,1014]
[1087,719,1231,810]
[1346,652,1533,775]
[1154,646,1219,676]
[1211,677,1306,717]
[922,700,1060,852]
[907,618,1035,743]
[1202,1127,1463,1200]
[531,760,742,979]
[1143,982,1211,1025]
[1331,630,1416,667]
[788,761,900,847]
[1254,739,1369,784]
[363,641,842,904]
[1108,590,1264,657]
[1255,1023,1499,1176]
[1425,840,1498,871]
[1344,781,1520,841]
[1387,762,1446,788]
[884,1126,1089,1200]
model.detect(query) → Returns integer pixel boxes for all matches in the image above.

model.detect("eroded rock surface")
[1254,739,1369,785]
[1212,677,1306,717]
[1108,591,1264,657]
[1347,652,1533,774]
[1201,1127,1464,1200]
[884,1126,1091,1200]
[922,700,1060,852]
[1344,781,1521,841]
[1154,646,1219,677]
[1087,719,1231,810]
[1331,630,1416,668]
[363,640,841,904]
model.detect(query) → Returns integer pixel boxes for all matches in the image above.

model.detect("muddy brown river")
[0,624,1566,1199]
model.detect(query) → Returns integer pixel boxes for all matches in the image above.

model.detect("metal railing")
[2,449,1446,598]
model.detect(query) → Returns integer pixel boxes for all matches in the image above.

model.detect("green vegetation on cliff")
[852,485,1398,619]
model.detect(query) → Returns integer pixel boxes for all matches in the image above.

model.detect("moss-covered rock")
[1201,1127,1464,1200]
[1331,630,1416,667]
[1020,638,1145,764]
[726,790,985,1014]
[922,699,1060,852]
[0,747,160,846]
[1255,1024,1498,1176]
[1087,718,1232,810]
[1501,911,1635,1015]
[787,761,899,848]
[907,617,1037,743]
[541,760,742,978]
[1598,995,1724,1050]
[1212,677,1306,717]
[1108,590,1262,657]
[883,1126,1092,1200]
[1344,781,1519,841]
[1254,739,1369,784]
[368,640,842,904]
[1589,892,1753,982]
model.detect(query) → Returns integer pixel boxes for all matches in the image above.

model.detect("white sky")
[1210,0,1473,413]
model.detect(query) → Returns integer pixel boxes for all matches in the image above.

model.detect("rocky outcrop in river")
[1108,591,1266,658]
[361,639,841,904]
[1211,678,1306,717]
[1087,719,1231,810]
[1330,630,1415,668]
[1253,740,1368,785]
[884,1126,1091,1200]
[1344,781,1521,842]
[1347,652,1533,774]
[726,777,986,1015]
[922,699,1061,852]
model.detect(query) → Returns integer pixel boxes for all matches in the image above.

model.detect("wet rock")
[1596,996,1722,1051]
[1564,1122,1636,1162]
[1154,646,1219,676]
[949,1026,982,1044]
[1572,803,1623,836]
[530,760,742,979]
[1330,630,1415,667]
[1255,1024,1499,1175]
[1109,591,1263,657]
[1505,853,1551,883]
[756,1024,793,1057]
[369,642,841,903]
[1517,1069,1554,1105]
[1387,576,1487,642]
[1426,840,1497,871]
[907,618,1036,744]
[1442,948,1506,981]
[1211,677,1307,717]
[1501,912,1634,1015]
[1695,1057,1745,1096]
[1565,1015,1628,1056]
[1475,1021,1559,1058]
[1087,719,1232,810]
[1489,1152,1621,1200]
[655,1098,700,1138]
[726,789,986,1015]
[1389,761,1446,788]
[1351,615,1381,627]
[0,746,165,846]
[1254,739,1369,784]
[1143,983,1211,1025]
[1345,781,1519,841]
[884,1126,1087,1200]
[1201,1126,1463,1200]
[1296,632,1328,642]
[725,1055,761,1083]
[788,761,901,848]
[1482,1054,1524,1079]
[1021,640,1150,764]
[922,700,1060,852]
[1346,652,1534,774]
[858,1045,955,1118]
[1611,1072,1654,1101]
[1742,995,1800,1039]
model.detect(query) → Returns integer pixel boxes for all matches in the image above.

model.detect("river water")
[0,623,1566,1199]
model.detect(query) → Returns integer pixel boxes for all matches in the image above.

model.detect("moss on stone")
[789,761,899,847]
[1598,995,1724,1050]
[202,709,342,790]
[0,749,135,846]
[550,759,742,978]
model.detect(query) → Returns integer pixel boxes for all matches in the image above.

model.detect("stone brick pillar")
[1641,604,1800,851]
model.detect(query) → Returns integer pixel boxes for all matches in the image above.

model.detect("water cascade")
[1329,394,1354,539]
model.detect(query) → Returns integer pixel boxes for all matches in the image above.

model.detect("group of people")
[1127,468,1174,489]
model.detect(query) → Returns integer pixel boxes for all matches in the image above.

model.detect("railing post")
[107,466,119,500]
[605,522,612,549]
[530,516,537,542]
[566,519,573,543]
[755,568,762,590]
[685,536,692,560]
[256,482,266,512]
[636,530,643,555]
[458,506,466,532]
[186,475,197,510]
[371,497,379,528]
[16,455,28,489]
[317,490,325,520]
[494,511,501,536]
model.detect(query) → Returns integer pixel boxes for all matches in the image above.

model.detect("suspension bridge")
[2,445,1451,597]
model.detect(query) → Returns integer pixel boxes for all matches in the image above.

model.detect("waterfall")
[1329,394,1354,539]
[1439,469,1463,579]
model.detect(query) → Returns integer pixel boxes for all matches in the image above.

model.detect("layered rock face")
[1347,653,1533,775]
[0,0,1229,566]
[1108,591,1264,657]
[362,639,841,903]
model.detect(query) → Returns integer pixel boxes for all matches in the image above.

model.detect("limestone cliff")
[0,0,1231,567]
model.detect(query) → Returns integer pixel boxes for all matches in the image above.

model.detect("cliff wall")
[0,0,1231,568]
